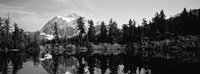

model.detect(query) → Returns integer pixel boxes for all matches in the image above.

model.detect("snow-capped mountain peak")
[66,13,79,18]
[56,16,76,22]
[41,13,81,39]
[40,13,99,40]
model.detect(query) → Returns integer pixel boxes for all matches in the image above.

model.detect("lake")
[0,48,199,74]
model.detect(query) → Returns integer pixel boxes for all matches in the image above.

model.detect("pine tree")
[167,16,174,33]
[108,19,118,44]
[12,23,20,48]
[54,22,59,44]
[159,9,166,34]
[129,19,136,42]
[77,17,85,44]
[128,19,132,26]
[99,21,107,43]
[33,31,40,49]
[113,21,119,43]
[0,17,4,38]
[122,24,129,44]
[88,20,96,42]
[152,12,160,34]
[108,19,114,43]
[3,17,12,49]
[142,18,148,36]
[180,8,188,34]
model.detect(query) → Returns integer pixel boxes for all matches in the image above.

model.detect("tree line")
[67,8,200,46]
[1,8,200,49]
[0,16,40,51]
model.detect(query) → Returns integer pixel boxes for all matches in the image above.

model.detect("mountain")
[40,13,102,40]
[94,25,101,34]
[40,13,80,40]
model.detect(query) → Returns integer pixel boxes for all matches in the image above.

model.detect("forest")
[0,8,200,62]
[66,8,200,45]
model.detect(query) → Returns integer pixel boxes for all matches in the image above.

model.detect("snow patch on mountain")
[56,16,76,22]
[40,33,54,40]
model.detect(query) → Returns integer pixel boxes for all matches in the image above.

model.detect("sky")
[0,0,200,32]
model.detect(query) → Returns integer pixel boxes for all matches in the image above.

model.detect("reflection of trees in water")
[23,49,200,74]
[73,52,200,74]
[74,53,123,74]
[99,55,108,74]
[25,48,40,67]
[33,50,40,67]
[42,51,80,74]
[11,52,23,74]
[108,54,123,74]
[0,52,10,74]
[76,52,87,74]
[0,51,23,74]
[51,51,59,74]
[2,47,198,74]
[0,48,41,74]
[74,53,126,74]
[87,54,96,74]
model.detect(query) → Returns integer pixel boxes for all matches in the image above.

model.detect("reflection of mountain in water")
[41,59,54,74]
[1,48,200,74]
[39,52,200,74]
[40,54,79,74]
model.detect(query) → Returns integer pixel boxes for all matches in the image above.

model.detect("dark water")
[0,51,41,74]
[0,50,199,74]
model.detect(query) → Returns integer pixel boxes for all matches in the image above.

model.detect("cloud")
[52,0,96,11]
[0,0,97,17]
[0,5,36,16]
[0,4,47,31]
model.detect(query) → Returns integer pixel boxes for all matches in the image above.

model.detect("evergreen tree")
[137,26,142,43]
[181,8,189,34]
[108,19,114,43]
[129,19,136,42]
[88,20,96,42]
[12,23,20,48]
[108,19,119,44]
[77,17,85,44]
[122,24,129,44]
[77,17,85,35]
[33,31,40,49]
[99,21,107,43]
[159,9,166,34]
[141,18,148,36]
[113,21,120,43]
[142,18,147,26]
[0,17,4,38]
[152,12,160,34]
[3,17,12,49]
[197,9,200,34]
[167,16,174,33]
[54,22,59,44]
[128,19,132,26]
[5,18,10,37]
